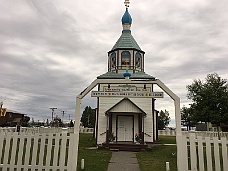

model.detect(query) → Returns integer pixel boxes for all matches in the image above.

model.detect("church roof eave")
[105,98,147,116]
[108,48,145,54]
[97,71,155,80]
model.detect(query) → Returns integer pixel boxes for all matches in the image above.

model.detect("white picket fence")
[0,127,94,134]
[0,132,77,171]
[159,130,228,139]
[179,133,228,171]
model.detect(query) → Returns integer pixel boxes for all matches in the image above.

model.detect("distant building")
[0,109,25,127]
[196,122,228,132]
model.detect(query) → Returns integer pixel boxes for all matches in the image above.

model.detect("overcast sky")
[1,0,228,124]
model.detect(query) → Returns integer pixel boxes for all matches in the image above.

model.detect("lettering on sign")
[103,86,151,92]
[91,91,164,98]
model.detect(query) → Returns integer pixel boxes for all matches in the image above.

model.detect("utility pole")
[61,111,66,124]
[0,102,3,115]
[50,108,57,124]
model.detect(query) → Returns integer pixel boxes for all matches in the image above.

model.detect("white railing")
[158,130,228,138]
[0,127,94,134]
[0,132,77,171]
[179,134,228,171]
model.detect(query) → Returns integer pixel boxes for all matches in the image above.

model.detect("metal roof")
[111,31,142,51]
[97,71,155,79]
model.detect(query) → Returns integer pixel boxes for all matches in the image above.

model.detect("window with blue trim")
[111,53,116,68]
[121,51,131,66]
[135,53,141,68]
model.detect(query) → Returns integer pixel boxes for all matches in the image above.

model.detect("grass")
[137,136,177,171]
[158,135,176,144]
[137,146,177,171]
[77,134,112,171]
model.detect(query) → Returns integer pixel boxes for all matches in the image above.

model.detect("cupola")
[122,8,132,31]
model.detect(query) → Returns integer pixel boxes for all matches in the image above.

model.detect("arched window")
[111,53,116,68]
[121,51,131,66]
[135,53,142,68]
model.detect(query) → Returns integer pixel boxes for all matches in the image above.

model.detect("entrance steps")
[101,142,148,152]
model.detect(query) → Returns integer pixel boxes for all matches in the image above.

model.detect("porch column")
[106,115,109,143]
[108,113,112,141]
[138,113,144,144]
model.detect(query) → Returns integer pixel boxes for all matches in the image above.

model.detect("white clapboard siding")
[0,132,76,171]
[181,134,228,171]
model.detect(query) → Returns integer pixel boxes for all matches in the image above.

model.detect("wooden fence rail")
[0,132,77,171]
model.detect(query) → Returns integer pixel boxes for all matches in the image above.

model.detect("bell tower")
[107,1,145,75]
[98,0,154,80]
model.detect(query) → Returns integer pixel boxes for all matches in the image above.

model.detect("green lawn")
[77,134,112,171]
[137,145,177,171]
[158,135,176,144]
[137,136,177,171]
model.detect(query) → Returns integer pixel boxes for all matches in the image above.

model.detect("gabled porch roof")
[105,98,146,116]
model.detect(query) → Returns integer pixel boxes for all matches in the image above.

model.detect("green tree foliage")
[80,106,95,128]
[187,73,228,126]
[21,116,30,127]
[52,116,63,127]
[158,110,171,130]
[69,120,74,127]
[181,106,196,131]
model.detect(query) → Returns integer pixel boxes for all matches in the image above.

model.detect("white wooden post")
[166,162,170,171]
[81,159,85,170]
[71,97,82,171]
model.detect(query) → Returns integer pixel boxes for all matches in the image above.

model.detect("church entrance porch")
[106,112,144,144]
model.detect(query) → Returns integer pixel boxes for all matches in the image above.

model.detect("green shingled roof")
[111,31,142,51]
[97,71,155,79]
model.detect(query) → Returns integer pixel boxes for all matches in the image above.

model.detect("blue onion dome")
[121,8,132,25]
[123,70,131,77]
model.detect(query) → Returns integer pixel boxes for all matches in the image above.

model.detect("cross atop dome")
[124,0,130,8]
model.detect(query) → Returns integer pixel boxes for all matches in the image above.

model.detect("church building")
[92,1,162,149]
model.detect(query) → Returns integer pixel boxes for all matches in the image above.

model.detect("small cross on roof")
[124,0,130,8]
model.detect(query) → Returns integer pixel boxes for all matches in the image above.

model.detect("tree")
[80,106,95,128]
[21,116,30,127]
[158,110,171,130]
[187,73,228,128]
[69,120,74,127]
[181,106,196,131]
[52,116,63,127]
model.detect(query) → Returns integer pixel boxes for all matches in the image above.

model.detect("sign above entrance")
[103,86,151,92]
[91,91,164,98]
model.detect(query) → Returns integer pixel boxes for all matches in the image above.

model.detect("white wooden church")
[91,2,163,149]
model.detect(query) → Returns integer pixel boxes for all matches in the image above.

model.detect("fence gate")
[0,132,77,171]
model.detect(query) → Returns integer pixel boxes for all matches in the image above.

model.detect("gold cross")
[124,0,130,8]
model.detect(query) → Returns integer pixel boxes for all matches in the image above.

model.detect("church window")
[111,53,116,68]
[121,51,131,66]
[135,53,142,68]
